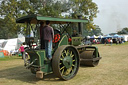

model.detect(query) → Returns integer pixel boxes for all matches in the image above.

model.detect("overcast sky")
[92,0,128,35]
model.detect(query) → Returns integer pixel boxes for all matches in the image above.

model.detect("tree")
[0,0,70,38]
[0,0,24,38]
[69,0,98,19]
[117,27,128,34]
[83,25,103,36]
[0,0,99,38]
[92,25,103,36]
[68,0,99,30]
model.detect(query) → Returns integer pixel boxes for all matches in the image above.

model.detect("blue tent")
[120,36,124,38]
[113,34,124,38]
[103,34,112,38]
[113,34,120,38]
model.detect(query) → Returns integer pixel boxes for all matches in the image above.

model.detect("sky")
[92,0,128,35]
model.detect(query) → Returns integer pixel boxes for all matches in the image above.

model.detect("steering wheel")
[53,34,60,43]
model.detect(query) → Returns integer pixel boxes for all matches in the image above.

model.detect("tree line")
[117,27,128,34]
[0,0,102,39]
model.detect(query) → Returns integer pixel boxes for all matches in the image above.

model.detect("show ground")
[0,43,128,85]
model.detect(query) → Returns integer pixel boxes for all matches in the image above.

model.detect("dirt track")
[0,44,128,85]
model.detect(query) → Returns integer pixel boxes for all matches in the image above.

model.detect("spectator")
[20,44,25,59]
[110,38,113,46]
[104,38,107,46]
[116,38,119,45]
[107,38,110,44]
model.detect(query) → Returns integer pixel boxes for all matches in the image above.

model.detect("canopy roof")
[103,34,112,38]
[16,15,88,24]
[113,34,124,38]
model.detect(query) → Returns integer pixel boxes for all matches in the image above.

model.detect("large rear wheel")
[52,45,80,80]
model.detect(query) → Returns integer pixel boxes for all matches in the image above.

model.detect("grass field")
[0,43,128,85]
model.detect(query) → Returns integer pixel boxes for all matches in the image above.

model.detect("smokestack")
[77,15,83,36]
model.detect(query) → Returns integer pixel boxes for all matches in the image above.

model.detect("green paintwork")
[63,56,73,69]
[27,50,52,73]
[85,46,99,57]
[16,15,88,24]
[37,16,88,23]
[25,35,69,74]
[58,35,69,47]
[71,37,81,46]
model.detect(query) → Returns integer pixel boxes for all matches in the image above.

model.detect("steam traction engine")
[16,15,101,80]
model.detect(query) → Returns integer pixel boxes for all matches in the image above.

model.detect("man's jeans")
[45,40,52,59]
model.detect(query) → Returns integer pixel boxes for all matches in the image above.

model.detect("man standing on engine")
[43,21,54,60]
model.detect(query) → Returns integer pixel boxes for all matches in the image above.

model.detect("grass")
[0,42,128,85]
[0,55,21,61]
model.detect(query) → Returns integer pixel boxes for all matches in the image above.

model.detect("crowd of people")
[84,37,125,46]
[104,38,113,46]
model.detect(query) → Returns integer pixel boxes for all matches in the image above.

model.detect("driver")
[43,21,54,60]
[72,30,78,37]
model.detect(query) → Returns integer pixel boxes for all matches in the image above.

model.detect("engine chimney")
[77,15,83,36]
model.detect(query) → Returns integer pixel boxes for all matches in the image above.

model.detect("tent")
[113,34,120,38]
[86,36,90,39]
[98,35,103,39]
[90,35,96,39]
[18,37,25,43]
[103,34,112,38]
[122,35,128,41]
[0,39,7,51]
[3,38,22,53]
